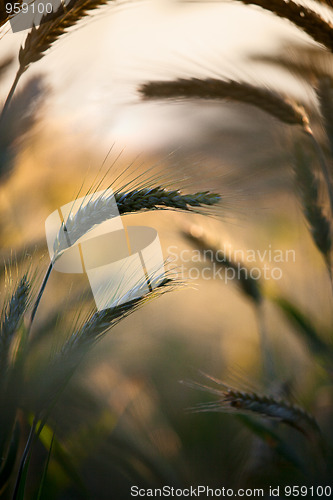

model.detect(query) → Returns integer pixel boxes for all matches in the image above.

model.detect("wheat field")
[0,1,333,499]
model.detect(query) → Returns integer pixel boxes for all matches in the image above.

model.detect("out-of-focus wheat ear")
[182,224,276,381]
[274,296,330,362]
[140,77,333,214]
[0,275,31,378]
[182,224,262,304]
[294,144,332,279]
[232,1,333,52]
[63,277,173,353]
[186,378,321,443]
[33,277,175,416]
[1,0,113,120]
[140,78,309,127]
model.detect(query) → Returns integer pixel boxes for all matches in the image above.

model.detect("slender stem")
[255,302,275,384]
[29,261,53,327]
[305,127,333,216]
[0,68,24,124]
[12,417,37,500]
[325,254,333,293]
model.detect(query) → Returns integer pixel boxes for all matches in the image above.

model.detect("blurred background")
[1,1,333,498]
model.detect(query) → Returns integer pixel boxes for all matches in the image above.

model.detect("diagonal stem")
[12,416,37,500]
[0,67,24,124]
[29,261,53,328]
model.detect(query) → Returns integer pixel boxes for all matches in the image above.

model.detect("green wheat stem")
[12,416,37,500]
[29,261,53,328]
[255,303,275,384]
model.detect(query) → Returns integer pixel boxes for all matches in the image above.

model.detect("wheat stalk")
[182,225,277,381]
[0,275,31,466]
[32,276,173,416]
[31,184,213,325]
[231,1,333,52]
[140,76,333,216]
[182,225,262,304]
[53,187,221,257]
[18,0,112,73]
[1,0,114,119]
[294,144,332,276]
[185,377,320,440]
[63,277,172,352]
[140,78,309,127]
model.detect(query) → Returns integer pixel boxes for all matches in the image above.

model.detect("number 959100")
[6,2,54,16]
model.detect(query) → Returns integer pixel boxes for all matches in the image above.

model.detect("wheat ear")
[182,225,262,304]
[1,0,113,119]
[0,275,30,378]
[140,76,333,216]
[33,277,173,415]
[63,277,173,352]
[140,78,309,127]
[31,185,216,325]
[185,378,320,440]
[182,225,276,380]
[53,187,221,257]
[232,1,333,52]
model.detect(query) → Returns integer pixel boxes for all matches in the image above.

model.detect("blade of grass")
[36,431,54,500]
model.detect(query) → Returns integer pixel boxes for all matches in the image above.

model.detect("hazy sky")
[1,0,314,150]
